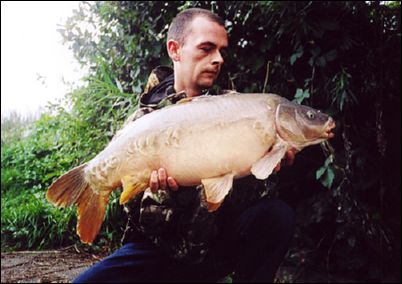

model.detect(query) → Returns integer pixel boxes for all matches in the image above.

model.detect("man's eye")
[201,47,211,52]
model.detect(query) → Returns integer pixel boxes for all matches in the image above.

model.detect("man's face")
[175,16,228,93]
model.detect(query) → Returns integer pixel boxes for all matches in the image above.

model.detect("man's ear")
[167,40,180,62]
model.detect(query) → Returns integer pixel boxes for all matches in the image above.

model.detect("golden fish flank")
[46,93,335,244]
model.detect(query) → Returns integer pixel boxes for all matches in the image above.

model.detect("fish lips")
[323,118,336,139]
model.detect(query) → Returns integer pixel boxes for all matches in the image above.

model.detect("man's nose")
[212,50,224,65]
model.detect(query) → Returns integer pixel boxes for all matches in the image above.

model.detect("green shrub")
[1,189,76,250]
[1,72,136,251]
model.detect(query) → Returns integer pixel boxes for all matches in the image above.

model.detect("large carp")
[46,93,335,243]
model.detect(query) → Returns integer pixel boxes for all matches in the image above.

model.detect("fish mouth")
[323,118,336,139]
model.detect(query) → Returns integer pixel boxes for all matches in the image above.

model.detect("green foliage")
[1,189,76,250]
[316,155,335,189]
[293,88,310,104]
[1,68,136,251]
[1,1,400,282]
[1,187,125,252]
[58,1,176,94]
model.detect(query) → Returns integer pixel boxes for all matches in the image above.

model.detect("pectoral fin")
[119,175,148,204]
[251,142,288,179]
[202,173,234,212]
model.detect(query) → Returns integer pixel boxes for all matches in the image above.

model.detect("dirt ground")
[1,247,298,283]
[1,246,370,283]
[0,248,319,283]
[1,246,107,283]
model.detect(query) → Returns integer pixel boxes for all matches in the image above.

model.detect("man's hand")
[274,148,298,173]
[149,168,179,192]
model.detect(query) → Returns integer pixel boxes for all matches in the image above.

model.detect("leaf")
[115,78,123,93]
[316,166,327,179]
[324,49,338,62]
[316,56,327,67]
[290,46,304,65]
[290,53,299,65]
[316,156,335,189]
[322,167,335,188]
[293,88,310,104]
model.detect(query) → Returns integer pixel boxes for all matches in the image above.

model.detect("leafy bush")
[1,189,76,250]
[1,188,125,252]
[1,71,136,251]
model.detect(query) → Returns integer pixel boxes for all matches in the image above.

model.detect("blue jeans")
[73,197,295,283]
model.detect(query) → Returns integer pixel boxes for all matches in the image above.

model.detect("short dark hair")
[167,8,225,45]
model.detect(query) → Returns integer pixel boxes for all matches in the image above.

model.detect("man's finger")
[158,168,167,190]
[274,163,281,173]
[167,177,179,191]
[150,170,159,193]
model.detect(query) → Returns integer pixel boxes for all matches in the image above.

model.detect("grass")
[1,186,126,253]
[1,189,77,251]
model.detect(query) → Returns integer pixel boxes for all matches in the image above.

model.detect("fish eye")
[306,111,315,119]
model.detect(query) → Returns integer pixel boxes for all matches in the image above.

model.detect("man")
[74,8,295,283]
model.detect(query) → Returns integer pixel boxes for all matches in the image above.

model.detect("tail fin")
[46,164,109,244]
